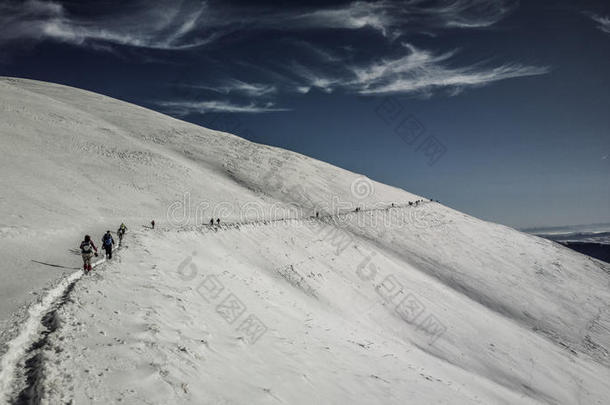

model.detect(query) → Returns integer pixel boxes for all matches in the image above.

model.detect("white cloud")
[283,1,394,37]
[590,14,610,34]
[168,43,548,103]
[355,62,549,95]
[218,80,277,97]
[0,0,519,50]
[296,86,312,94]
[251,0,518,39]
[292,43,549,96]
[420,0,519,28]
[2,1,545,106]
[158,100,290,115]
[0,0,216,50]
[177,80,277,97]
[289,63,340,93]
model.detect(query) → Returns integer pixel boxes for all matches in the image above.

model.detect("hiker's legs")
[82,253,92,271]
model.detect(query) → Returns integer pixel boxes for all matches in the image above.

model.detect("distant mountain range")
[523,224,610,263]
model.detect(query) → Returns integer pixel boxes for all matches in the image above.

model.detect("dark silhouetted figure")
[216,218,220,225]
[209,218,214,226]
[117,223,127,245]
[151,220,155,229]
[102,231,114,260]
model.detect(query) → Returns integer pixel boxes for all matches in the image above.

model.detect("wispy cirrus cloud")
[0,0,216,50]
[0,0,519,50]
[165,42,548,111]
[277,1,396,37]
[292,44,549,96]
[3,1,545,113]
[157,100,290,115]
[219,80,277,97]
[590,14,610,34]
[0,0,63,43]
[415,0,519,28]
[179,80,277,97]
[349,44,549,94]
[230,0,518,39]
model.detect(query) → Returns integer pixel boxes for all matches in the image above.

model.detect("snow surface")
[1,77,609,404]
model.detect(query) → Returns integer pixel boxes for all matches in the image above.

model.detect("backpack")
[103,234,113,246]
[81,241,92,253]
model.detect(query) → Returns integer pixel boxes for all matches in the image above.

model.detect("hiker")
[151,220,155,229]
[102,230,114,260]
[316,211,319,218]
[209,218,214,226]
[117,223,127,245]
[80,235,98,272]
[391,203,395,208]
[216,218,220,225]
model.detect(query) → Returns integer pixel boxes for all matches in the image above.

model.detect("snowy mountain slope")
[0,77,414,327]
[31,218,610,404]
[336,203,610,363]
[0,77,609,404]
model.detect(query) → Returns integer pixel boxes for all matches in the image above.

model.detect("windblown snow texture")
[0,77,609,404]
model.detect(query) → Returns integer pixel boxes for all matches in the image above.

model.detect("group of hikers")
[76,198,434,272]
[199,198,435,228]
[76,197,435,272]
[79,223,127,272]
[313,200,428,218]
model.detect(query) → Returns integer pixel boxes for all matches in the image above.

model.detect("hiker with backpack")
[117,223,127,245]
[102,230,114,259]
[80,235,98,272]
[151,220,155,229]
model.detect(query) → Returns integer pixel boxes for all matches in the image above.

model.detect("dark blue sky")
[1,0,609,228]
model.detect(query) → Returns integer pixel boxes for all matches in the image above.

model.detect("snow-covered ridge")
[0,76,414,323]
[0,247,118,403]
[1,77,609,404]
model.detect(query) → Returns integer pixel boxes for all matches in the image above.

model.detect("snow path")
[4,213,607,404]
[33,229,544,405]
[166,201,429,233]
[2,204,610,404]
[0,245,120,404]
[0,204,418,404]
